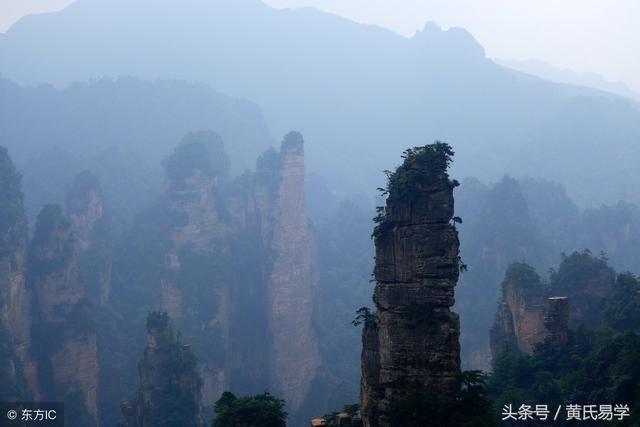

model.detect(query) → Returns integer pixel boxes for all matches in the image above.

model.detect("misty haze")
[0,1,639,426]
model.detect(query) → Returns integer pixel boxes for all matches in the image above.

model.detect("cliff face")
[0,146,36,398]
[264,132,319,411]
[361,144,461,427]
[491,251,616,359]
[155,131,319,412]
[159,131,232,405]
[30,204,98,423]
[67,171,112,305]
[489,263,546,356]
[120,312,204,427]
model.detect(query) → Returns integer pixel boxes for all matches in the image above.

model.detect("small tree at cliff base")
[212,391,287,427]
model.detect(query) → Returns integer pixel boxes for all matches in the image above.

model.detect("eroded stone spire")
[361,143,461,427]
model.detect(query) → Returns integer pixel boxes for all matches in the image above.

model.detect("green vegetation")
[164,131,230,183]
[143,311,203,427]
[352,307,376,328]
[386,371,495,427]
[488,329,640,426]
[549,250,615,293]
[30,204,74,272]
[373,141,458,238]
[385,142,457,200]
[489,251,640,426]
[147,311,170,330]
[604,272,640,332]
[321,403,360,425]
[380,142,456,197]
[503,262,543,292]
[212,391,287,427]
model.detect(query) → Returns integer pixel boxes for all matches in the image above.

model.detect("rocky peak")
[549,251,614,329]
[492,251,615,361]
[0,146,34,399]
[67,170,113,305]
[264,132,320,412]
[412,22,486,62]
[164,131,230,249]
[490,262,546,356]
[0,147,27,256]
[361,143,461,427]
[120,311,204,427]
[30,204,79,322]
[30,203,98,423]
[67,170,104,253]
[145,311,174,349]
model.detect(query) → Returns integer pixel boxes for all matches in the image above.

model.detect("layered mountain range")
[2,0,640,207]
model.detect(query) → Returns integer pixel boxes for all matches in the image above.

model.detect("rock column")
[361,144,461,427]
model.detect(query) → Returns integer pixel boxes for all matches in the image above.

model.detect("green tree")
[604,272,640,332]
[212,391,287,427]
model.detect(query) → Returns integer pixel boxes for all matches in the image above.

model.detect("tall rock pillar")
[30,204,98,424]
[267,132,320,411]
[361,144,461,427]
[67,170,112,306]
[0,147,36,399]
[119,312,204,427]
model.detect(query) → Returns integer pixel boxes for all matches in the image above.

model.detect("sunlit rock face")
[30,204,98,423]
[361,145,461,427]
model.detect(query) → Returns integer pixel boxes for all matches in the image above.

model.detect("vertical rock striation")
[67,170,112,305]
[119,312,204,427]
[265,132,319,411]
[159,131,232,405]
[361,144,461,427]
[0,146,36,399]
[30,204,98,423]
[155,131,319,412]
[489,263,546,356]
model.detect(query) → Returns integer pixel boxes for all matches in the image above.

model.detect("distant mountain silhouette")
[0,76,273,223]
[2,0,640,206]
[497,58,640,103]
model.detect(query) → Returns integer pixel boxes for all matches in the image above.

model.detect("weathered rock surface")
[156,131,319,412]
[119,312,204,427]
[158,131,232,404]
[265,132,319,411]
[0,146,36,398]
[490,264,545,356]
[491,253,615,359]
[67,170,112,305]
[30,204,98,422]
[361,144,461,427]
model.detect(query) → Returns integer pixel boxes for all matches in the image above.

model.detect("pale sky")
[2,0,639,92]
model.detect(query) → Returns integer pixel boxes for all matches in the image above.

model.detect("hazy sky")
[2,0,639,92]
